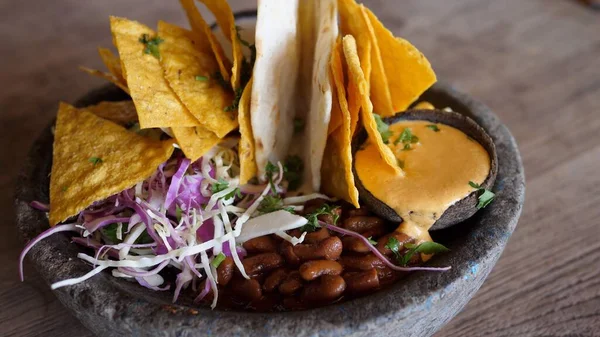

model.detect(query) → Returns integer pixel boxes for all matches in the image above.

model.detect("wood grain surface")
[1,0,599,336]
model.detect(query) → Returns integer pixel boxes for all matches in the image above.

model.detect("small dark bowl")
[353,109,498,230]
[15,81,524,337]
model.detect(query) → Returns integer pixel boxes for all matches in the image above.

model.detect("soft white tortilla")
[305,0,338,191]
[251,0,301,179]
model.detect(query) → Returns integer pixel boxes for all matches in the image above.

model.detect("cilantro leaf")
[89,157,103,166]
[394,128,419,150]
[211,252,226,268]
[175,206,183,222]
[368,237,378,245]
[211,178,229,194]
[223,188,242,201]
[265,162,279,193]
[385,237,402,261]
[301,204,340,232]
[224,86,243,112]
[374,114,393,144]
[426,124,440,132]
[468,181,495,209]
[397,240,450,266]
[139,34,164,59]
[284,155,304,191]
[258,195,294,214]
[195,75,208,81]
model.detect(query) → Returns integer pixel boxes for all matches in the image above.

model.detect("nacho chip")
[79,66,130,94]
[157,21,237,138]
[413,101,435,110]
[110,16,200,128]
[98,47,127,86]
[327,38,345,136]
[342,35,402,175]
[238,78,257,184]
[197,0,244,90]
[49,103,175,225]
[179,0,232,84]
[85,100,137,126]
[363,7,437,112]
[346,40,368,136]
[171,126,220,162]
[321,58,359,207]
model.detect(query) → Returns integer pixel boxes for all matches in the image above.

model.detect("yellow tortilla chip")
[172,126,220,162]
[346,40,368,137]
[413,101,435,110]
[97,47,127,86]
[342,35,402,175]
[197,0,244,90]
[157,21,237,138]
[327,39,344,136]
[321,59,359,207]
[85,100,137,126]
[238,78,257,184]
[110,16,200,128]
[49,103,175,225]
[338,0,371,81]
[79,66,130,94]
[179,0,232,84]
[363,8,437,112]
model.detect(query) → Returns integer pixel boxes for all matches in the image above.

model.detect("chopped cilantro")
[195,75,208,81]
[394,128,419,150]
[293,117,305,134]
[139,34,164,59]
[211,178,230,194]
[265,162,279,193]
[224,87,243,112]
[258,195,294,214]
[385,237,402,261]
[175,206,183,222]
[374,114,393,144]
[301,204,340,232]
[61,186,68,192]
[89,157,103,166]
[426,124,440,132]
[223,188,242,201]
[284,155,304,191]
[386,237,449,266]
[211,252,226,268]
[367,236,378,245]
[402,143,411,151]
[469,181,496,209]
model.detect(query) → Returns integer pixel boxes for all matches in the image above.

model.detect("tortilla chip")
[49,103,175,225]
[346,40,368,137]
[337,0,371,81]
[85,100,137,126]
[328,38,346,136]
[98,47,127,86]
[110,16,200,128]
[342,35,402,175]
[413,101,435,110]
[197,0,244,90]
[179,0,232,84]
[321,58,359,207]
[363,7,437,112]
[79,66,130,94]
[172,126,220,162]
[157,21,237,138]
[238,78,257,184]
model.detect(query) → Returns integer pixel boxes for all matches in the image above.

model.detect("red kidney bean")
[230,277,262,301]
[339,253,386,271]
[342,236,371,253]
[263,268,288,293]
[279,271,303,295]
[216,257,234,286]
[343,216,386,236]
[301,275,346,303]
[344,268,380,294]
[293,236,343,261]
[299,260,343,281]
[242,253,284,276]
[243,236,277,254]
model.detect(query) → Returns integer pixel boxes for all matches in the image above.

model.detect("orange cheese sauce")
[354,120,490,242]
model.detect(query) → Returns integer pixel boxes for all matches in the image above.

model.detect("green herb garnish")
[394,128,419,150]
[385,237,449,266]
[195,75,208,81]
[211,178,230,194]
[374,114,393,144]
[258,195,294,214]
[62,186,68,192]
[301,204,340,232]
[293,117,305,134]
[402,143,411,151]
[426,124,440,132]
[211,252,226,268]
[284,155,304,191]
[89,157,103,166]
[469,181,495,209]
[223,188,242,201]
[265,162,279,193]
[368,236,378,245]
[224,86,243,112]
[175,206,183,222]
[139,34,164,59]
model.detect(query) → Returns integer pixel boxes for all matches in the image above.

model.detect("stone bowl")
[14,80,524,337]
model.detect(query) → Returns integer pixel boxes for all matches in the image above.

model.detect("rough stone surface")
[14,81,524,337]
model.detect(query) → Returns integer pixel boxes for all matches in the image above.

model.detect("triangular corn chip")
[84,100,137,126]
[49,102,175,225]
[342,35,402,175]
[363,7,437,112]
[171,126,220,162]
[179,0,232,84]
[79,66,130,94]
[97,47,127,86]
[157,21,237,138]
[238,78,257,184]
[110,16,200,128]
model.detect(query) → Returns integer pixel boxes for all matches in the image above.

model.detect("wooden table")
[1,0,599,336]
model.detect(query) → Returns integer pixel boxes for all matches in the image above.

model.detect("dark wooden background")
[1,0,599,336]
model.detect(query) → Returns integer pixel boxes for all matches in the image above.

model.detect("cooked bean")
[281,241,301,265]
[299,260,343,281]
[263,268,288,292]
[344,268,380,293]
[242,253,284,276]
[339,253,386,271]
[293,236,342,261]
[303,227,331,244]
[377,267,403,286]
[302,198,328,214]
[347,208,370,217]
[243,236,277,253]
[279,271,303,295]
[376,232,415,256]
[317,207,342,225]
[301,275,346,303]
[216,257,234,286]
[230,277,262,301]
[342,236,370,253]
[343,216,386,235]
